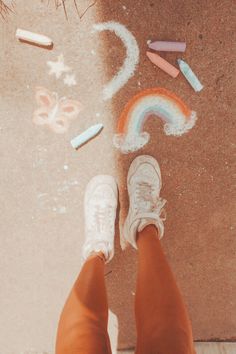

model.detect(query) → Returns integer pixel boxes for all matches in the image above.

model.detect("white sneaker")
[123,155,166,249]
[82,175,118,263]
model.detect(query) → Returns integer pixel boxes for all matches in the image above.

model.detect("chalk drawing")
[33,87,82,134]
[47,54,71,79]
[113,87,197,153]
[33,145,47,168]
[37,178,79,214]
[57,179,79,193]
[63,74,77,87]
[53,206,67,214]
[37,193,48,199]
[33,158,44,168]
[93,21,139,100]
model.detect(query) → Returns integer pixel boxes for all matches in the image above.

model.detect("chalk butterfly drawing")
[33,87,82,134]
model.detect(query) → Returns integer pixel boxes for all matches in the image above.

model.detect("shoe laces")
[89,202,113,236]
[154,198,167,221]
[135,181,166,218]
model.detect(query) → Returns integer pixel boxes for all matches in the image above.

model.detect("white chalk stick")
[16,29,53,47]
[70,124,104,149]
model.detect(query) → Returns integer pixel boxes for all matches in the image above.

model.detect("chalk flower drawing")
[93,21,139,100]
[63,74,77,87]
[33,87,82,134]
[113,88,197,153]
[47,54,71,79]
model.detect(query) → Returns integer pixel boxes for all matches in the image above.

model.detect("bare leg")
[56,175,118,354]
[56,253,112,354]
[135,225,195,354]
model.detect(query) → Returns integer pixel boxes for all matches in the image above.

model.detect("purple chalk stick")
[149,41,186,52]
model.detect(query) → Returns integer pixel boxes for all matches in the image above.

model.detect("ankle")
[137,224,159,242]
[86,251,106,262]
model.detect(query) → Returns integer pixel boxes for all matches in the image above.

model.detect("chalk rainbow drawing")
[113,88,197,153]
[93,21,139,100]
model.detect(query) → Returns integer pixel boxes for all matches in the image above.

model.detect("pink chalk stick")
[149,41,186,52]
[146,51,179,78]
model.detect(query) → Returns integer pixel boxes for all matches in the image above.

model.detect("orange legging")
[56,225,196,354]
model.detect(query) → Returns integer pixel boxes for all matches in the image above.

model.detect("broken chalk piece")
[16,29,53,47]
[177,59,204,92]
[149,41,186,52]
[70,123,104,149]
[146,51,179,78]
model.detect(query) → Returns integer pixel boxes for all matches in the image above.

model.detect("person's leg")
[135,225,195,354]
[123,155,195,354]
[56,175,118,354]
[56,252,112,354]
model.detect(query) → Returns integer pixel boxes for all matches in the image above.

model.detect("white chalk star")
[63,74,77,87]
[47,54,71,79]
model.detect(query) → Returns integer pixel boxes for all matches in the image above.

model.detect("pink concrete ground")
[0,0,235,353]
